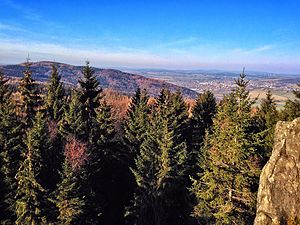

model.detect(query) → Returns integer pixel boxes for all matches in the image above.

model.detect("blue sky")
[0,0,299,73]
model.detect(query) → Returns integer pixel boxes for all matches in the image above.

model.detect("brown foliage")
[103,88,130,120]
[65,136,88,171]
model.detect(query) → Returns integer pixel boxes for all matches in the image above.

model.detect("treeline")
[0,61,299,225]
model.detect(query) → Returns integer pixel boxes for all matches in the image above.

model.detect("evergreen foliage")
[189,90,217,152]
[0,70,11,105]
[15,112,50,224]
[281,84,300,121]
[188,90,216,177]
[78,61,102,138]
[191,70,260,225]
[124,88,149,162]
[2,59,300,225]
[18,59,41,128]
[0,72,24,223]
[59,90,86,139]
[45,64,65,121]
[43,64,66,193]
[256,90,278,160]
[56,136,87,225]
[131,88,191,225]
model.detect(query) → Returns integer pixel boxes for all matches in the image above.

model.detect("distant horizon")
[1,60,300,76]
[0,0,299,73]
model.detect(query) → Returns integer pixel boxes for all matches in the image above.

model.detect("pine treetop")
[79,61,102,119]
[18,58,41,128]
[45,64,65,121]
[0,70,11,105]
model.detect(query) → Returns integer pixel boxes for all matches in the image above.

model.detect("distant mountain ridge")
[0,61,198,98]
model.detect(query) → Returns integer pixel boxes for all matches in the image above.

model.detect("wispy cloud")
[232,45,275,54]
[2,0,41,21]
[2,0,65,31]
[0,37,299,73]
[0,22,27,32]
[155,37,200,49]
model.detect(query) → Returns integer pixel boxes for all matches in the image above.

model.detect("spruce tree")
[191,70,260,225]
[88,100,117,224]
[256,90,278,160]
[59,90,86,140]
[0,70,10,105]
[43,64,66,194]
[61,61,111,223]
[15,112,50,224]
[281,83,300,121]
[56,136,88,225]
[189,90,217,153]
[78,61,102,139]
[0,72,24,223]
[123,88,149,162]
[131,88,191,225]
[15,150,48,225]
[95,99,115,150]
[18,58,40,128]
[45,64,65,121]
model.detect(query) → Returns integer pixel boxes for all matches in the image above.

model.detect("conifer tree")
[0,72,24,223]
[59,90,86,140]
[281,83,300,121]
[95,99,115,150]
[131,88,191,225]
[191,70,260,225]
[156,89,189,144]
[45,64,65,121]
[88,100,117,224]
[189,90,217,153]
[123,88,149,162]
[56,136,88,225]
[62,61,113,223]
[0,70,10,105]
[78,61,102,139]
[43,64,66,193]
[18,58,40,128]
[15,112,50,224]
[256,90,278,160]
[15,150,48,225]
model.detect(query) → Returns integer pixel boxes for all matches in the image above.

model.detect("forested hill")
[0,61,198,98]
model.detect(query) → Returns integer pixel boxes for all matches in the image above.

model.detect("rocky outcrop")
[254,118,300,225]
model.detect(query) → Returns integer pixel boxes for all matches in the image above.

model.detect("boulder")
[254,117,300,225]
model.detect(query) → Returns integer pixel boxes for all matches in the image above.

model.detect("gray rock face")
[254,118,300,225]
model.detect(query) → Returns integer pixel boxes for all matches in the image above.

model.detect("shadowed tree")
[56,136,88,225]
[256,90,278,161]
[0,71,24,223]
[188,90,217,177]
[131,88,192,225]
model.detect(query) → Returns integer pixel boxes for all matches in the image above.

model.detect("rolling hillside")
[0,61,198,98]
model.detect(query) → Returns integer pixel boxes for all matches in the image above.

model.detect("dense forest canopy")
[0,60,299,225]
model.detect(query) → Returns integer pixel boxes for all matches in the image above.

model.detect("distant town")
[128,69,300,106]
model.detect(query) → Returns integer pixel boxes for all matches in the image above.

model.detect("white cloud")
[0,22,27,32]
[231,45,274,54]
[154,37,200,49]
[0,38,299,73]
